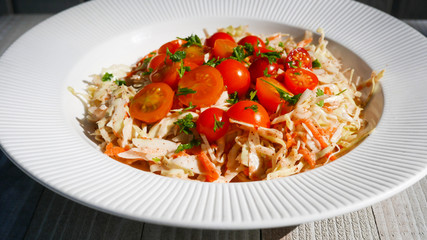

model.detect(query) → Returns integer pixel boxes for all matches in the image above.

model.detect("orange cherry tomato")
[238,35,265,52]
[256,77,293,113]
[212,39,237,59]
[215,59,250,98]
[248,57,280,83]
[148,53,167,71]
[285,47,312,70]
[129,83,174,123]
[205,32,235,48]
[149,61,180,89]
[158,39,186,54]
[284,68,319,95]
[227,101,270,128]
[196,108,230,142]
[178,45,205,66]
[177,65,224,108]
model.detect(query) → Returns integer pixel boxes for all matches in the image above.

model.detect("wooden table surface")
[1,14,426,240]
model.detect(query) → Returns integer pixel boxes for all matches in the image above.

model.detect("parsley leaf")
[152,157,161,163]
[166,48,186,62]
[114,79,126,86]
[177,60,191,78]
[230,45,247,62]
[265,38,270,46]
[294,72,301,75]
[262,79,301,105]
[176,87,196,96]
[260,51,281,64]
[249,90,258,101]
[286,61,300,69]
[243,43,254,55]
[244,104,258,112]
[312,59,322,68]
[316,88,324,97]
[174,114,196,135]
[226,91,239,105]
[143,67,153,76]
[204,58,220,67]
[263,68,271,77]
[213,114,225,132]
[336,89,347,95]
[101,72,113,82]
[175,139,201,153]
[181,102,196,112]
[316,100,324,107]
[278,42,285,48]
[178,34,202,47]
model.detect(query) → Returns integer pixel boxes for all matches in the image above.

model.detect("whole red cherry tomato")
[248,57,279,83]
[215,59,251,98]
[196,108,230,142]
[205,32,235,48]
[227,101,270,128]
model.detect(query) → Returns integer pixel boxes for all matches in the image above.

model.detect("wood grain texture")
[392,0,427,19]
[10,0,84,14]
[356,0,393,13]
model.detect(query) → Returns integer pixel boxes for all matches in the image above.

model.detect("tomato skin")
[284,68,319,95]
[129,83,174,123]
[256,77,293,113]
[149,61,180,89]
[212,39,237,59]
[248,57,279,83]
[178,65,224,108]
[238,35,265,52]
[158,39,185,54]
[285,47,312,70]
[227,101,270,128]
[205,32,235,48]
[196,108,230,142]
[178,45,205,66]
[148,53,167,71]
[215,59,251,98]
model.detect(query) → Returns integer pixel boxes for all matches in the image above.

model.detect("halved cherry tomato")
[177,65,224,108]
[285,47,312,70]
[256,77,293,113]
[129,83,174,123]
[248,57,279,83]
[215,59,250,97]
[212,39,237,59]
[227,100,270,128]
[150,61,180,89]
[284,68,319,95]
[148,53,167,71]
[178,45,205,66]
[196,108,230,142]
[238,35,265,52]
[158,39,185,54]
[205,32,235,48]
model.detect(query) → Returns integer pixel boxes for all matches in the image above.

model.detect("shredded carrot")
[104,142,126,158]
[324,87,332,95]
[286,133,295,149]
[171,150,189,159]
[243,168,249,176]
[267,34,281,41]
[298,147,316,168]
[198,151,219,182]
[297,119,328,149]
[297,38,312,48]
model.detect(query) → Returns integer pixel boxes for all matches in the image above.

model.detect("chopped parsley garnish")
[287,61,300,69]
[316,100,324,107]
[316,88,324,96]
[101,72,113,82]
[226,91,239,105]
[176,87,196,96]
[181,102,196,112]
[266,46,276,51]
[265,38,270,46]
[177,60,191,78]
[262,79,301,105]
[312,59,322,68]
[278,42,285,48]
[178,34,202,47]
[166,48,186,62]
[152,157,161,163]
[294,72,301,75]
[213,114,225,132]
[231,45,247,62]
[175,139,201,153]
[249,90,258,101]
[244,104,258,112]
[174,114,196,135]
[114,79,126,86]
[336,89,347,95]
[263,68,271,77]
[243,43,255,55]
[204,58,223,67]
[259,51,281,64]
[143,67,154,76]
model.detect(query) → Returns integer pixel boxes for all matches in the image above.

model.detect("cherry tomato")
[248,57,279,83]
[205,32,235,48]
[150,61,180,89]
[158,39,185,54]
[256,77,293,113]
[212,39,237,59]
[178,45,206,66]
[227,101,270,128]
[196,108,230,142]
[215,59,250,97]
[178,65,224,108]
[285,47,312,70]
[148,53,167,71]
[284,68,319,95]
[238,35,265,52]
[129,83,174,123]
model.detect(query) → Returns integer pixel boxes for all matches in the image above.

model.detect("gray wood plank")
[141,223,260,240]
[356,0,393,14]
[392,0,427,19]
[24,189,144,240]
[11,0,83,14]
